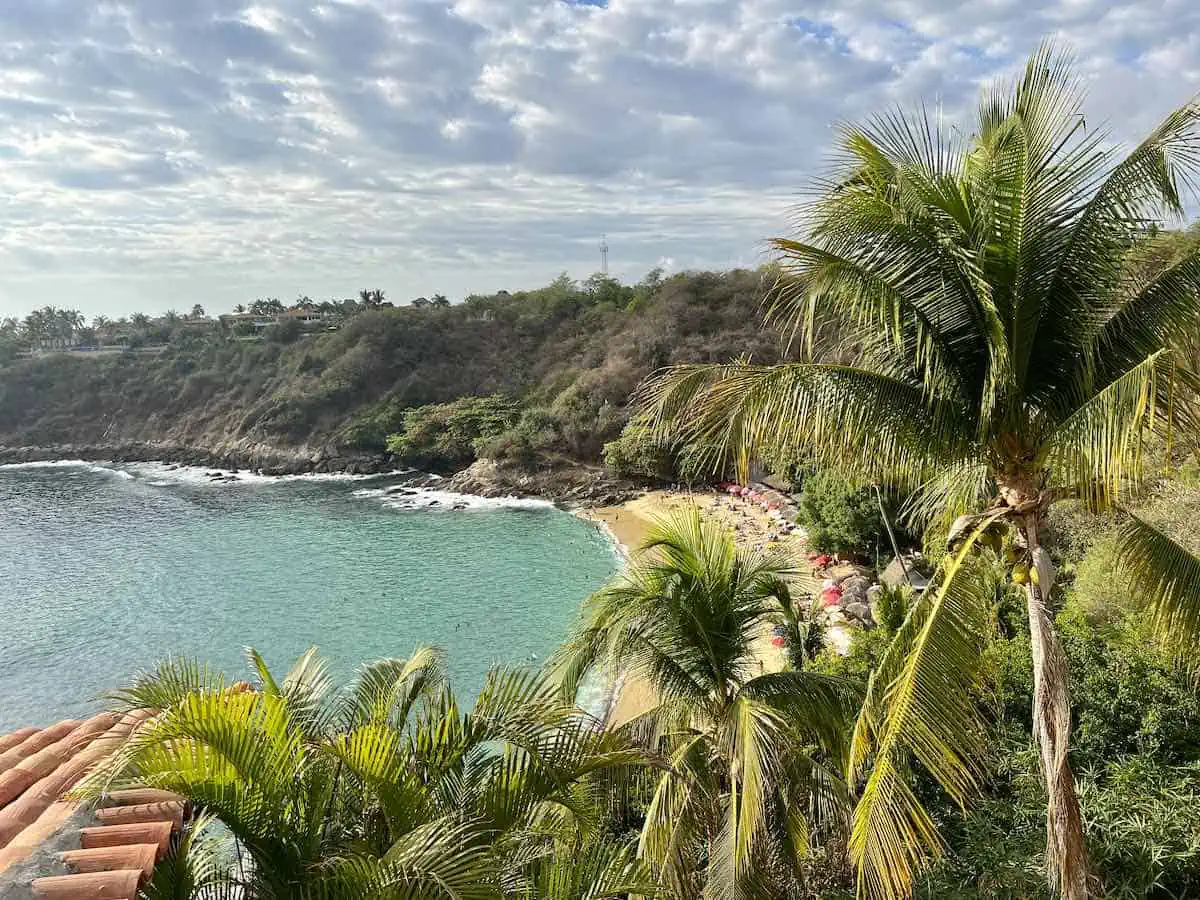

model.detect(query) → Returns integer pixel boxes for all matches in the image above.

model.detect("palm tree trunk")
[1022,514,1091,899]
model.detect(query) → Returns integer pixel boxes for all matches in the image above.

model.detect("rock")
[880,556,931,591]
[840,574,872,604]
[845,602,875,626]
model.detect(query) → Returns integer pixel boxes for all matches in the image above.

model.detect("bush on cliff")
[385,396,521,472]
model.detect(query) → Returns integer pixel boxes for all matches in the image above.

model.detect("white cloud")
[0,0,1197,317]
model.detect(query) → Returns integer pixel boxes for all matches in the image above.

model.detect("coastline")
[0,445,642,505]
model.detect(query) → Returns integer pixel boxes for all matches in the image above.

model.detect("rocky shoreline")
[0,443,647,505]
[443,459,643,506]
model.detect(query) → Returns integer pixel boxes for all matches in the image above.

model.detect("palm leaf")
[636,361,970,488]
[848,513,1000,899]
[1041,349,1168,504]
[1114,514,1200,655]
[104,656,226,712]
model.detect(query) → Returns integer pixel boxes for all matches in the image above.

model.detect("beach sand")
[580,489,820,726]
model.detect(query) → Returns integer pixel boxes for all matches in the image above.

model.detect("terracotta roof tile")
[0,713,187,899]
[31,869,142,899]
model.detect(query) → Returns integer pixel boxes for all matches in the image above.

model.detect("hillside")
[0,270,793,477]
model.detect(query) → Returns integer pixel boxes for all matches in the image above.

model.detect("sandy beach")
[580,489,820,726]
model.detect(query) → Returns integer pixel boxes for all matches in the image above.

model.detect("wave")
[119,462,406,487]
[353,486,555,512]
[0,459,134,479]
[0,459,551,511]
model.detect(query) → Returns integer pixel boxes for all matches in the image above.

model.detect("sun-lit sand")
[579,489,822,726]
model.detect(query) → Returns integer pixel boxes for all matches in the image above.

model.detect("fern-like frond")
[637,361,972,489]
[848,513,1000,899]
[1040,349,1167,505]
[1114,515,1200,656]
[104,656,226,712]
[342,646,447,729]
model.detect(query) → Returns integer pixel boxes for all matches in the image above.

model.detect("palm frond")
[1030,96,1200,398]
[848,513,1000,899]
[104,656,226,712]
[636,361,971,488]
[140,813,237,900]
[309,817,499,900]
[1114,514,1200,655]
[516,836,657,900]
[1041,349,1168,505]
[342,647,447,729]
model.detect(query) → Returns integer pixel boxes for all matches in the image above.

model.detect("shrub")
[602,424,675,482]
[476,407,559,468]
[386,395,521,472]
[795,471,883,558]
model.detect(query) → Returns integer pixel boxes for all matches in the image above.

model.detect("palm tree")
[190,304,206,319]
[131,312,150,329]
[636,44,1200,899]
[555,510,853,900]
[77,647,654,899]
[360,288,386,308]
[233,303,246,314]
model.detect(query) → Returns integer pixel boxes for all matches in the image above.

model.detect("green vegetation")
[79,648,656,899]
[796,472,885,558]
[638,44,1200,900]
[80,488,1200,899]
[386,396,522,473]
[556,510,854,899]
[14,40,1200,900]
[0,270,790,474]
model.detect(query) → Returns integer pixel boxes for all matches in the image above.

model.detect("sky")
[0,1,1198,320]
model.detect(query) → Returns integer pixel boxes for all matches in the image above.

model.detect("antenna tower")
[600,234,609,276]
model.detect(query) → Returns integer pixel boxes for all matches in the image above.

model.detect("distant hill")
[0,270,798,475]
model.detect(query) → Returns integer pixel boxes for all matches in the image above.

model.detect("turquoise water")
[0,462,618,732]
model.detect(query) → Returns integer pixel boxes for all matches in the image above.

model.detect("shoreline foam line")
[353,485,556,512]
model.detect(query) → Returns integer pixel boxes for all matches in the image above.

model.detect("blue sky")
[0,0,1198,318]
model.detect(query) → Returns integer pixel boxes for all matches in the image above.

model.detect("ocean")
[0,461,619,732]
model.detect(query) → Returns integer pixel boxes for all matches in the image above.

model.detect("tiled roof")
[0,711,186,899]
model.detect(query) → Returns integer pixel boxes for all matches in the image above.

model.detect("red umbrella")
[771,636,787,648]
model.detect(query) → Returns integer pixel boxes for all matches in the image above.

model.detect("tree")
[130,312,150,329]
[431,293,450,308]
[190,304,206,319]
[795,471,886,558]
[359,288,385,308]
[77,647,654,899]
[636,44,1200,899]
[555,509,853,900]
[233,303,246,314]
[250,298,284,316]
[163,309,181,324]
[411,296,432,309]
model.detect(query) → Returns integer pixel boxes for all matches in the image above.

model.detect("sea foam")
[0,459,133,479]
[353,485,555,512]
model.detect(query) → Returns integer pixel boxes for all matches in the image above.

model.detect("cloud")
[0,0,1197,317]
